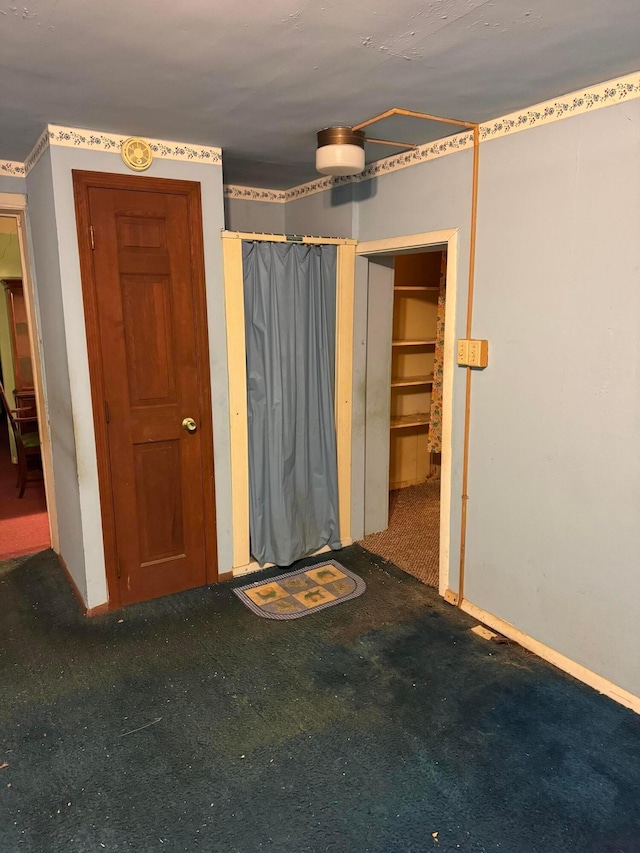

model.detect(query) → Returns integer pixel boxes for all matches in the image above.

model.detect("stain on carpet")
[1,546,639,853]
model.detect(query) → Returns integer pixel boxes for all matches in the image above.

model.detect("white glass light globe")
[316,143,365,176]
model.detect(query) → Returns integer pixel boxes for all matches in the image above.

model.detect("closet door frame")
[221,230,357,575]
[356,229,458,598]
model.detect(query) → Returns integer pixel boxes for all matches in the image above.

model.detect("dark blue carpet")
[1,546,639,852]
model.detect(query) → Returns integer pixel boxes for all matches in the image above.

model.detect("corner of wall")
[26,146,90,604]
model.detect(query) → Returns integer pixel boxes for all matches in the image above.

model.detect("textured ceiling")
[1,0,640,188]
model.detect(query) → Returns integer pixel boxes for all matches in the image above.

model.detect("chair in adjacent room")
[0,381,42,498]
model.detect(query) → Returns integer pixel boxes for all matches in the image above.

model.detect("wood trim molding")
[356,230,455,255]
[72,170,219,607]
[453,595,640,715]
[86,601,111,617]
[438,231,458,597]
[187,183,219,585]
[357,229,458,597]
[335,243,356,544]
[72,172,119,608]
[443,589,459,606]
[221,233,250,569]
[0,193,27,208]
[222,230,356,245]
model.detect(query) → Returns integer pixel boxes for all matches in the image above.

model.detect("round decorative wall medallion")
[121,137,153,171]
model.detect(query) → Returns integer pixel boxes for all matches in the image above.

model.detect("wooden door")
[73,171,217,607]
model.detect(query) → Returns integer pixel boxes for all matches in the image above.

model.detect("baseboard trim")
[448,592,640,715]
[443,588,459,606]
[218,571,234,583]
[86,602,110,617]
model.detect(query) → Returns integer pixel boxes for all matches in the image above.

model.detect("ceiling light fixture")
[316,127,366,176]
[315,108,479,178]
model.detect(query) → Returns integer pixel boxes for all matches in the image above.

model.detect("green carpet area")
[1,546,639,852]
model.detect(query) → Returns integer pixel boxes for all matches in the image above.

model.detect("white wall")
[27,145,231,608]
[284,99,640,697]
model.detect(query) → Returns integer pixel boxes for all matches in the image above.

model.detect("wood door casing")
[73,171,218,608]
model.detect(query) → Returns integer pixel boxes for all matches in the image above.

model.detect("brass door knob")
[182,417,197,433]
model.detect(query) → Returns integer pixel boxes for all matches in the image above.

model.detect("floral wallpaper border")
[24,125,223,175]
[224,185,287,203]
[0,160,26,178]
[24,130,51,174]
[479,74,640,142]
[225,69,640,203]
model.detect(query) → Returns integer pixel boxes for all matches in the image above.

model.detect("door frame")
[73,171,218,608]
[0,193,59,552]
[221,230,357,575]
[356,229,458,597]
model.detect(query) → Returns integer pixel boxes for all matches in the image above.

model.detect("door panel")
[134,440,185,564]
[74,172,217,607]
[121,276,177,405]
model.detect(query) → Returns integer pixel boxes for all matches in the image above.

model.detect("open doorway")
[0,214,50,561]
[360,249,445,586]
[355,230,457,594]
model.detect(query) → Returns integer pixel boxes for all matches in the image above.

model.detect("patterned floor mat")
[233,560,366,620]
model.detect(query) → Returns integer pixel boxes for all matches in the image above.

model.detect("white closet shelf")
[392,339,437,347]
[390,413,430,429]
[391,374,434,388]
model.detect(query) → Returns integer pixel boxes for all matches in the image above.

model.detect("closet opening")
[221,231,356,576]
[0,213,51,562]
[356,232,457,594]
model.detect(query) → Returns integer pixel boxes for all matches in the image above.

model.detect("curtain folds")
[242,241,340,566]
[427,251,447,454]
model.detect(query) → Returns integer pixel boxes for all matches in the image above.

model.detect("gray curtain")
[243,240,340,566]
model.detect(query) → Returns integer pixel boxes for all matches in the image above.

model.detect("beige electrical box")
[457,339,489,368]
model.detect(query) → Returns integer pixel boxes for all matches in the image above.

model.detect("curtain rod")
[221,229,356,246]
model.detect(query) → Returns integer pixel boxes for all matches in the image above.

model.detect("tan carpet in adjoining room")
[358,480,440,588]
